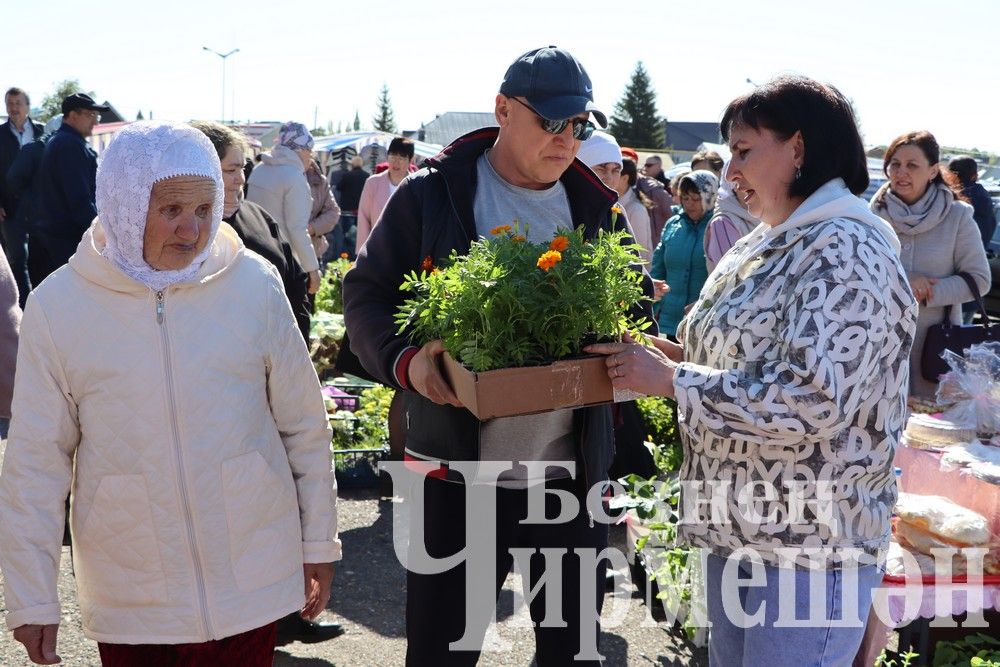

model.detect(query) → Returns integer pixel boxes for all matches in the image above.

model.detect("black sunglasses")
[509,97,595,141]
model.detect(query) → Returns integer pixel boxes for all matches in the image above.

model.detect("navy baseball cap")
[499,46,607,128]
[62,93,110,115]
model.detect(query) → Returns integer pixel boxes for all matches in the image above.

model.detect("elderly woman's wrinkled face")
[144,176,216,271]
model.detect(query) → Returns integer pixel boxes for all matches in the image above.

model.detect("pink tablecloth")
[855,444,1000,666]
[855,582,1000,667]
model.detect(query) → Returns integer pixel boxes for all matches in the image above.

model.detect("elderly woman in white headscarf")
[0,122,339,666]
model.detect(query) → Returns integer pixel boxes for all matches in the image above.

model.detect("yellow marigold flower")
[536,250,562,272]
[513,235,526,242]
[431,267,441,275]
[549,235,570,252]
[611,204,624,216]
[490,224,513,236]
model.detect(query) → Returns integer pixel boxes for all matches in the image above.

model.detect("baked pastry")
[895,493,991,546]
[903,413,976,450]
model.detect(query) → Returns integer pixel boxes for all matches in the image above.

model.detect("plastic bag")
[935,342,1000,435]
[940,441,1000,472]
[895,492,992,546]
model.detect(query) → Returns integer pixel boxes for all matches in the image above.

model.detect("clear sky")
[5,0,999,152]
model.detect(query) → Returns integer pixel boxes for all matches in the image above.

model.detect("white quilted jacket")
[0,220,340,643]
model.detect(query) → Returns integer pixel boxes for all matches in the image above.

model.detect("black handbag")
[920,272,999,382]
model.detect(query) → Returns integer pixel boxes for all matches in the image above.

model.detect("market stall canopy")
[313,131,443,175]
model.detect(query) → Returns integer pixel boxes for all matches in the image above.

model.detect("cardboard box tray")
[441,351,636,421]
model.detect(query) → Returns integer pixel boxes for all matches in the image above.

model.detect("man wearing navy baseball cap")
[344,47,653,664]
[34,93,111,275]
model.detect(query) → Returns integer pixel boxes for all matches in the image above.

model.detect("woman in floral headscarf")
[0,122,340,666]
[650,169,718,338]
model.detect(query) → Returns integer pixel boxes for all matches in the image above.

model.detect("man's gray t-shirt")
[471,152,577,487]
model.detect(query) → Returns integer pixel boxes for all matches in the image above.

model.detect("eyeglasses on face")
[78,110,101,121]
[509,97,594,141]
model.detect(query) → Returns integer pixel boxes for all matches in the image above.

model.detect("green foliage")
[875,650,919,667]
[635,396,683,472]
[353,111,361,131]
[933,634,1000,667]
[396,224,651,372]
[39,79,95,122]
[372,84,396,133]
[609,62,665,149]
[329,385,394,452]
[315,256,353,315]
[614,474,696,638]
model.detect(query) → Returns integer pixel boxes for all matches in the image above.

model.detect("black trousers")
[405,475,608,666]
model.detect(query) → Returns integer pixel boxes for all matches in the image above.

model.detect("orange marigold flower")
[549,235,570,252]
[340,252,349,259]
[536,250,562,272]
[513,235,526,242]
[611,204,624,216]
[490,224,513,236]
[421,256,434,271]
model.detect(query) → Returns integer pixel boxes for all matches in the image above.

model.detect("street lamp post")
[203,46,240,122]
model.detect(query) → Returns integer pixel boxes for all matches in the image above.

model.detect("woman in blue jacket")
[650,170,718,337]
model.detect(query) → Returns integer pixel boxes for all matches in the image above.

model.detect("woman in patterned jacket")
[588,76,917,666]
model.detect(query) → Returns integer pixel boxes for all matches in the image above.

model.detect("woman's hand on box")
[642,332,683,363]
[410,340,463,407]
[584,335,677,398]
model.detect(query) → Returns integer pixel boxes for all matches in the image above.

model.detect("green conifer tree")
[608,62,665,149]
[372,84,397,132]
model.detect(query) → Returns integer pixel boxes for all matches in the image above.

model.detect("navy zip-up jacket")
[0,118,44,219]
[37,123,98,242]
[343,127,655,489]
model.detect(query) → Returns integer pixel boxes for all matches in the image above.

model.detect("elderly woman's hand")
[584,333,677,398]
[13,624,60,664]
[301,562,335,620]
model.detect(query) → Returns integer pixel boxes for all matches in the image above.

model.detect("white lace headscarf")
[96,121,224,290]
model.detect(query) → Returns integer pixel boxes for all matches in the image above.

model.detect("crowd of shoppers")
[1,53,998,667]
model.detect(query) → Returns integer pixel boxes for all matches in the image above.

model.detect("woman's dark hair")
[678,178,701,197]
[621,157,639,187]
[621,158,654,208]
[388,137,415,159]
[691,150,724,175]
[720,75,868,197]
[884,130,965,200]
[948,155,979,186]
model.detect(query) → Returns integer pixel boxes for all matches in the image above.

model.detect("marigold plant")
[395,224,651,372]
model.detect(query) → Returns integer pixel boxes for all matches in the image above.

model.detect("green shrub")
[635,395,683,472]
[933,634,1000,667]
